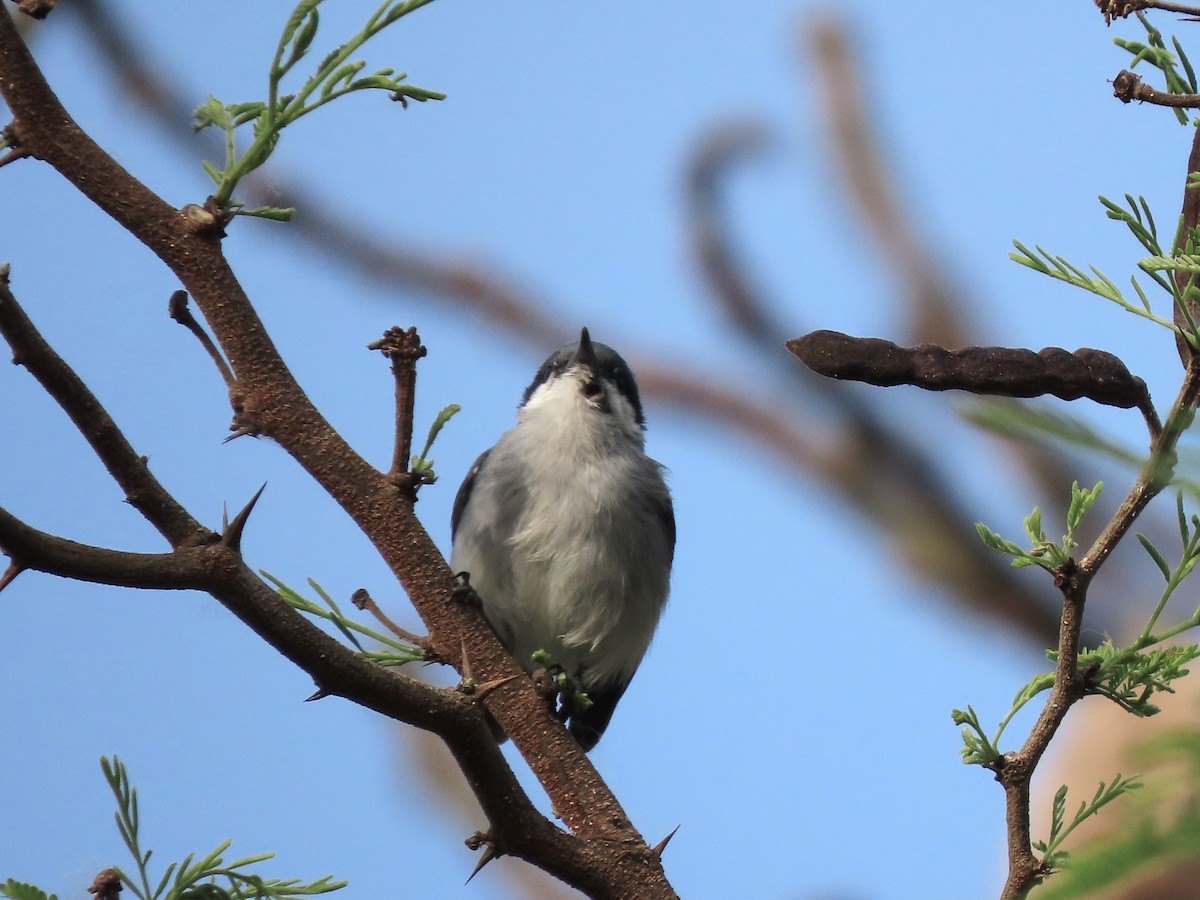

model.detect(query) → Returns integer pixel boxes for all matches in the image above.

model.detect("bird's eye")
[581,379,604,401]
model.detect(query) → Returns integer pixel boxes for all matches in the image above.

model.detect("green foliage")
[262,573,426,667]
[1033,776,1143,874]
[963,488,1200,880]
[0,758,344,900]
[1009,193,1200,351]
[0,882,57,900]
[1070,639,1199,716]
[410,402,461,485]
[1113,10,1198,126]
[1035,728,1200,898]
[193,0,444,218]
[975,481,1102,571]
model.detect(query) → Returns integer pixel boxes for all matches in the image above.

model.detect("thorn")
[463,831,501,884]
[222,483,267,551]
[0,147,31,170]
[0,561,24,593]
[465,845,498,884]
[222,427,257,444]
[473,672,523,701]
[458,637,474,687]
[652,824,681,858]
[305,687,330,702]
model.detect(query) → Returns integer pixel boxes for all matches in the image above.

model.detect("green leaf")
[232,206,297,222]
[1067,481,1103,536]
[279,0,324,48]
[1138,533,1172,582]
[1025,507,1044,543]
[0,880,59,900]
[192,95,231,132]
[201,161,225,186]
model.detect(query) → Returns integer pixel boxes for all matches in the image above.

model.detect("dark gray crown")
[520,327,645,427]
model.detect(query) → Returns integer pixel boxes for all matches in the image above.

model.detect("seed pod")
[787,330,1149,410]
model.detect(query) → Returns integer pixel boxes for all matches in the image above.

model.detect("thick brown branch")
[0,269,209,547]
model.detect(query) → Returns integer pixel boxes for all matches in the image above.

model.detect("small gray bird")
[450,328,674,750]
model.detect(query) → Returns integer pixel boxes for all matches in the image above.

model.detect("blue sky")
[2,2,1196,898]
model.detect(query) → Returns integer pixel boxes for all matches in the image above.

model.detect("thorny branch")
[0,11,674,898]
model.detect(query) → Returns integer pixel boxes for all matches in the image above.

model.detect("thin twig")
[351,587,429,648]
[168,290,235,387]
[367,326,426,490]
[1113,68,1200,107]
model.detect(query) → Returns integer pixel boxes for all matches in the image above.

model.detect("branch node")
[179,200,228,238]
[221,483,267,552]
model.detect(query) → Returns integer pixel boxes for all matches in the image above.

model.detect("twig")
[351,587,429,648]
[169,290,235,387]
[367,326,426,492]
[1113,68,1200,107]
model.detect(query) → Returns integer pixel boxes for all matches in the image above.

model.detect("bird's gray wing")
[451,449,492,540]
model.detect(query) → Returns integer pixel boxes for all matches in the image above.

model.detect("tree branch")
[0,12,675,895]
[1112,68,1200,107]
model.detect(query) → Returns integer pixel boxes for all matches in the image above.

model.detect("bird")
[450,327,674,750]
